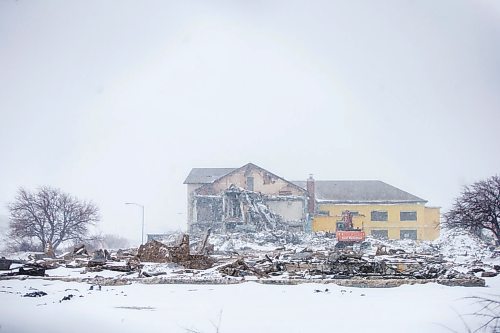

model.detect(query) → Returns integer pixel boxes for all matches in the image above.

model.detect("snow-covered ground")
[1,229,499,332]
[1,276,499,333]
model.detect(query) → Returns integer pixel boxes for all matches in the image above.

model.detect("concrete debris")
[192,185,301,233]
[138,240,178,263]
[73,244,88,256]
[127,257,142,271]
[0,234,215,278]
[137,235,214,270]
[88,249,108,267]
[224,185,282,231]
[218,259,268,278]
[212,244,486,286]
[0,230,497,288]
[115,248,138,260]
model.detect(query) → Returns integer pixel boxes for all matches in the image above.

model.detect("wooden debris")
[218,258,268,278]
[196,228,214,255]
[137,235,214,269]
[3,265,46,277]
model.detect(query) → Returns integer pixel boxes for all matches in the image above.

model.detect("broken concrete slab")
[88,249,107,267]
[73,244,88,256]
[481,271,498,277]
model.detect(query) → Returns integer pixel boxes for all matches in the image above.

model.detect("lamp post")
[125,202,145,245]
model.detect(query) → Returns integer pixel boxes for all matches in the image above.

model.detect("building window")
[400,211,417,221]
[263,173,274,184]
[371,211,388,221]
[246,177,254,191]
[400,230,417,240]
[371,230,388,239]
[349,211,359,216]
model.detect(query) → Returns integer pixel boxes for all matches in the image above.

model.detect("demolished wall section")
[192,185,307,233]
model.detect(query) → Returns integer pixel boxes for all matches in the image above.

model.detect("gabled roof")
[185,163,307,195]
[183,168,236,184]
[223,163,307,194]
[292,180,427,204]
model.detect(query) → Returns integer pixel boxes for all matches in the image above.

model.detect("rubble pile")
[225,185,283,231]
[138,235,214,269]
[218,259,267,278]
[0,229,497,287]
[213,247,482,285]
[0,234,214,277]
[137,240,174,263]
[435,229,494,262]
[207,230,331,255]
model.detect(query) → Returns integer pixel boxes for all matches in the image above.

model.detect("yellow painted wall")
[423,207,440,240]
[312,203,440,240]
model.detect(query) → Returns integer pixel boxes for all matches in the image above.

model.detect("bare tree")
[465,295,500,332]
[444,175,500,242]
[8,186,99,251]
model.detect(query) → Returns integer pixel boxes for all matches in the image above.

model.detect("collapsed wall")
[191,185,306,233]
[137,235,214,270]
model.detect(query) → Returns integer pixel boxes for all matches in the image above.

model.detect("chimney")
[306,174,315,215]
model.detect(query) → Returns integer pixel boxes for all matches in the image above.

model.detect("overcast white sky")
[1,0,499,244]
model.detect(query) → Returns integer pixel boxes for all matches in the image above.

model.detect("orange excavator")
[335,210,366,248]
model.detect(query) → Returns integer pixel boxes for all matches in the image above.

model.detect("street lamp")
[125,202,145,245]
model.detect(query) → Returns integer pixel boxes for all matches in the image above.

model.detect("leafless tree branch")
[8,186,99,251]
[444,175,500,242]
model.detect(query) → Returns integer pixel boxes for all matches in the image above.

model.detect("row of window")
[371,229,417,240]
[371,210,417,222]
[319,210,418,221]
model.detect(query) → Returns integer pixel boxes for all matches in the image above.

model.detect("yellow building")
[293,179,440,240]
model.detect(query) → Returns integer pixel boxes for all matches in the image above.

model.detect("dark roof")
[184,168,236,184]
[292,180,427,204]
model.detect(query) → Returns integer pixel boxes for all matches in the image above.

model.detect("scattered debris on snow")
[0,229,497,288]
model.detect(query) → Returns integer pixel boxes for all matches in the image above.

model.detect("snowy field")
[1,276,499,333]
[1,229,499,332]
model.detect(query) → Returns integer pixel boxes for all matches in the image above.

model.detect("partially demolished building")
[184,163,311,233]
[184,163,440,240]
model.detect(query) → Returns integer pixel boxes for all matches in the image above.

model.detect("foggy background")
[1,0,499,244]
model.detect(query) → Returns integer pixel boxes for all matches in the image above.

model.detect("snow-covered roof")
[183,168,236,184]
[292,180,427,204]
[184,168,426,204]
